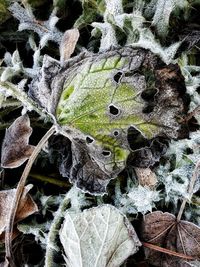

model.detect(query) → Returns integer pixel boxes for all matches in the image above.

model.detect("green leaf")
[30,47,188,194]
[0,0,10,25]
[74,0,105,29]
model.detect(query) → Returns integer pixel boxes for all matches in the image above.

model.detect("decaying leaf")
[1,115,35,168]
[59,205,141,267]
[141,211,200,266]
[31,47,189,194]
[134,167,158,188]
[0,184,38,242]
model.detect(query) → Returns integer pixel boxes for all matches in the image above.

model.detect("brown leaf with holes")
[1,115,35,168]
[0,184,38,242]
[141,211,200,267]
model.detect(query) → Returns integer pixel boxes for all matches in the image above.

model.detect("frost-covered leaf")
[157,131,200,204]
[152,0,188,37]
[179,57,200,124]
[29,55,61,110]
[0,49,40,81]
[188,261,200,267]
[157,164,200,205]
[1,115,35,168]
[1,50,22,82]
[130,28,181,64]
[141,211,200,266]
[18,220,49,244]
[31,47,188,194]
[0,185,38,241]
[92,22,118,51]
[144,0,157,18]
[74,0,105,29]
[8,2,62,48]
[185,198,200,226]
[59,205,141,267]
[91,0,181,63]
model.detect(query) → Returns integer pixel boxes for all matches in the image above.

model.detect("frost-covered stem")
[5,126,56,267]
[177,159,200,222]
[44,193,71,267]
[1,100,21,108]
[0,81,48,118]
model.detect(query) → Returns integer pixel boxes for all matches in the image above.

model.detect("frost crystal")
[115,182,160,214]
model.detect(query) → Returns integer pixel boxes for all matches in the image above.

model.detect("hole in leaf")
[127,126,149,150]
[184,147,193,155]
[141,89,157,101]
[102,150,111,157]
[86,136,94,144]
[109,105,119,116]
[142,105,154,114]
[113,130,119,136]
[63,86,74,100]
[113,72,122,83]
[174,175,185,184]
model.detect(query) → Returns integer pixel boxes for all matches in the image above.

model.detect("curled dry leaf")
[1,115,35,168]
[60,28,80,63]
[141,211,200,267]
[59,205,141,267]
[0,184,38,242]
[30,47,189,194]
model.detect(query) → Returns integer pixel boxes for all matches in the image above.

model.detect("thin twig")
[177,159,200,222]
[5,125,56,267]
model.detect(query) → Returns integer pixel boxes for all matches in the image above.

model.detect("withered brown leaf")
[0,184,38,242]
[141,211,200,267]
[1,115,35,168]
[60,28,80,63]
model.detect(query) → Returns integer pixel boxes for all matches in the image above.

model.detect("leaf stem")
[177,159,200,222]
[142,242,194,260]
[5,125,56,267]
[29,173,70,188]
